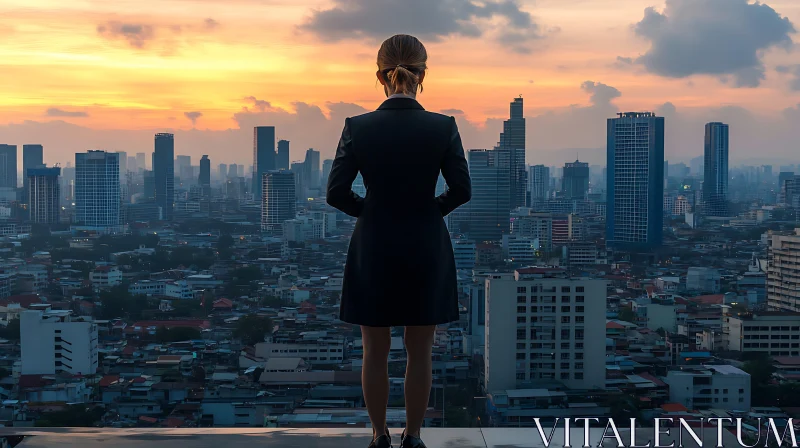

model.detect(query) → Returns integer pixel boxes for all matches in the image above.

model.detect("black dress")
[326,97,472,327]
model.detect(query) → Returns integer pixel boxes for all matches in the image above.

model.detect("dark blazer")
[326,97,471,327]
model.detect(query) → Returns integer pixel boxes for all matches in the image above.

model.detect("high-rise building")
[75,151,120,229]
[606,112,664,250]
[218,164,227,182]
[143,170,155,200]
[498,97,526,209]
[27,166,60,224]
[127,156,137,173]
[304,148,321,189]
[21,144,44,210]
[176,155,192,184]
[253,126,276,198]
[529,165,550,203]
[322,159,333,189]
[562,160,589,200]
[136,152,146,171]
[0,145,17,188]
[767,228,800,312]
[228,163,239,179]
[20,310,98,376]
[278,139,290,171]
[483,268,606,393]
[261,171,296,231]
[450,149,511,242]
[154,133,175,221]
[117,151,128,175]
[703,122,730,217]
[199,155,211,196]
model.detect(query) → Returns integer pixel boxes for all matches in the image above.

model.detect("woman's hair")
[377,34,428,95]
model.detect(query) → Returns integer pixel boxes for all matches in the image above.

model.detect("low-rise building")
[664,365,750,411]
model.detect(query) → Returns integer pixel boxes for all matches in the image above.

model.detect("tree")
[743,355,776,388]
[617,307,637,324]
[99,286,152,320]
[35,405,104,427]
[0,318,21,340]
[233,314,273,346]
[444,405,471,428]
[155,326,202,343]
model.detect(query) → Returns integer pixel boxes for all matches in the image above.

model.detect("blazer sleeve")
[435,116,472,217]
[326,118,364,218]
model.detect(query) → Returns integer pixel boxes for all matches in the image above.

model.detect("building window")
[561,342,570,349]
[561,362,570,370]
[517,287,527,293]
[576,286,584,292]
[517,306,526,313]
[517,296,527,303]
[517,316,526,323]
[576,316,584,324]
[561,306,570,313]
[561,316,571,324]
[516,353,526,360]
[561,296,570,303]
[576,306,584,313]
[517,343,525,349]
[561,372,570,379]
[575,329,584,340]
[576,353,584,360]
[575,373,583,379]
[576,363,584,370]
[517,329,526,340]
[576,343,584,349]
[516,373,525,380]
[576,296,584,303]
[561,287,571,293]
[561,353,570,360]
[561,329,571,339]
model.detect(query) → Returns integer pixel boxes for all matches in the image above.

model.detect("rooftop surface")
[0,427,739,448]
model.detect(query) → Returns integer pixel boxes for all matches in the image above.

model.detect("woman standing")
[326,34,472,448]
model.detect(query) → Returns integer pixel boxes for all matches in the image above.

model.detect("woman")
[326,34,472,448]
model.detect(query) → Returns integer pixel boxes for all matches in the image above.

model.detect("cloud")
[204,18,220,30]
[611,56,634,70]
[184,111,203,126]
[97,21,155,48]
[299,0,544,53]
[628,0,796,87]
[441,108,465,115]
[776,65,800,90]
[580,81,621,106]
[45,108,89,118]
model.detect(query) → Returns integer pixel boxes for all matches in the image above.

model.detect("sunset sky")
[1,0,800,167]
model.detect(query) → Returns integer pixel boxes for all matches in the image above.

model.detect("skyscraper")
[117,151,128,175]
[75,151,120,229]
[304,148,321,189]
[136,152,146,171]
[154,133,175,221]
[143,170,155,200]
[176,155,192,184]
[261,171,296,231]
[322,159,333,189]
[199,155,211,197]
[562,160,589,200]
[703,122,730,217]
[22,144,44,209]
[127,156,137,173]
[277,139,290,171]
[498,97,526,209]
[450,149,511,242]
[0,145,17,188]
[529,165,550,203]
[253,126,276,199]
[27,166,60,224]
[218,164,227,182]
[228,164,239,179]
[606,112,664,250]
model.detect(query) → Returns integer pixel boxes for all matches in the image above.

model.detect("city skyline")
[1,0,800,166]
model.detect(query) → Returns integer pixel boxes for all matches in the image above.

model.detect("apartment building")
[20,310,98,376]
[664,365,750,411]
[723,311,800,357]
[254,338,345,366]
[767,229,800,312]
[90,266,123,289]
[484,268,606,393]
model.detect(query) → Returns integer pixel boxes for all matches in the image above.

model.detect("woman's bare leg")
[403,325,436,438]
[361,325,392,438]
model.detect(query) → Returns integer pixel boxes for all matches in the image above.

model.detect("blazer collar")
[377,97,425,111]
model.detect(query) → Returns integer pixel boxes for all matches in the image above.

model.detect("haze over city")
[2,0,800,167]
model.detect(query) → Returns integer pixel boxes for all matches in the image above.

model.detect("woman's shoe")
[369,426,392,448]
[400,429,426,448]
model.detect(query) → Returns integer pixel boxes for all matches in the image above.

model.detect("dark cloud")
[776,65,800,90]
[184,111,203,126]
[441,109,465,115]
[204,18,220,30]
[611,56,634,70]
[299,0,544,53]
[242,96,273,112]
[656,102,677,116]
[45,108,89,118]
[97,21,155,48]
[580,81,621,106]
[628,0,796,88]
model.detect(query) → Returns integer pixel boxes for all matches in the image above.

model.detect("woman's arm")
[326,118,364,217]
[435,116,472,216]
